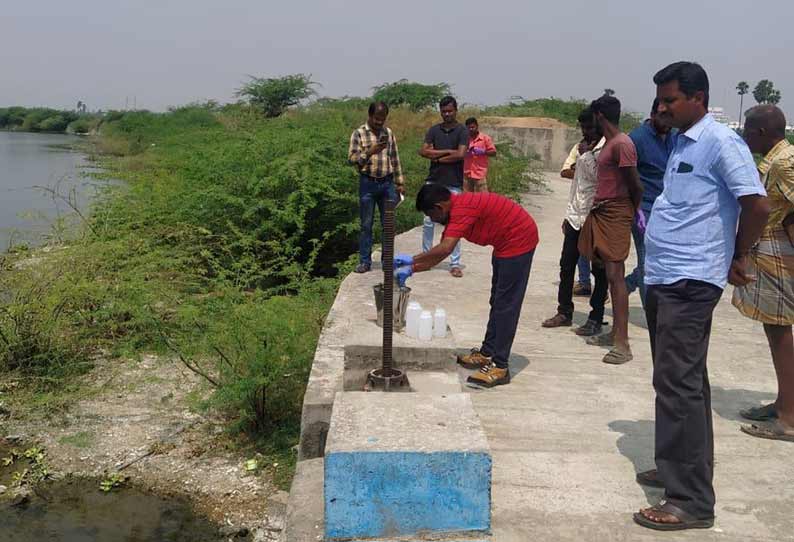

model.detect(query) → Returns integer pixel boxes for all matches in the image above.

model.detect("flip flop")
[602,347,632,365]
[586,333,614,347]
[633,501,714,531]
[740,419,794,442]
[636,469,664,488]
[740,403,778,422]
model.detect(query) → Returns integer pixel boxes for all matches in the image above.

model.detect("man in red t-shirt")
[577,95,643,365]
[394,184,539,388]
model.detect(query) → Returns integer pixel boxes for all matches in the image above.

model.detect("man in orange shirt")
[463,117,497,193]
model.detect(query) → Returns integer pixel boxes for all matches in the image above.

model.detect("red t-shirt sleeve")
[443,219,471,240]
[442,205,479,240]
[616,138,638,168]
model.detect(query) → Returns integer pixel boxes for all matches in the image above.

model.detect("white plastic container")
[405,301,422,338]
[433,307,447,338]
[418,310,433,342]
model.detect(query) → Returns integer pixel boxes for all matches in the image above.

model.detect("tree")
[753,79,782,105]
[371,79,452,111]
[603,88,616,97]
[736,81,749,129]
[236,74,318,118]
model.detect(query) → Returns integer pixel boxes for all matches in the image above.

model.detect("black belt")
[362,173,393,183]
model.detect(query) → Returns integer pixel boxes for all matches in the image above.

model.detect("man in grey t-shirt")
[419,95,468,277]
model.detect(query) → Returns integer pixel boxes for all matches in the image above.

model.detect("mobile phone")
[378,132,388,145]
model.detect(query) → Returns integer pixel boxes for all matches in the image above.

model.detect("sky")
[2,0,792,121]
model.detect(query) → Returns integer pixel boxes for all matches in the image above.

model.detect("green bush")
[236,74,318,118]
[484,97,643,132]
[372,79,452,111]
[38,115,69,132]
[68,117,99,135]
[485,97,589,125]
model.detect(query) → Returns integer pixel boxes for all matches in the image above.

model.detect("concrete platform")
[324,392,491,540]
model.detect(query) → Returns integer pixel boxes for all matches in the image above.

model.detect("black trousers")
[482,250,534,369]
[557,221,608,323]
[645,279,722,519]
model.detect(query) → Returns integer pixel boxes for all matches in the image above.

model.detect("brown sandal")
[602,346,632,365]
[740,419,794,442]
[542,313,572,328]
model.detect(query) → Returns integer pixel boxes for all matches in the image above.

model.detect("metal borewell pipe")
[366,198,407,391]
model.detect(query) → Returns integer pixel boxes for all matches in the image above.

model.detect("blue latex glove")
[395,265,413,287]
[394,253,414,268]
[470,146,487,156]
[635,210,647,235]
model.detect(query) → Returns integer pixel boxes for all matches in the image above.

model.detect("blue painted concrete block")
[325,451,491,539]
[323,392,492,540]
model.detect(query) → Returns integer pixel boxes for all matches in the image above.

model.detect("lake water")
[0,131,102,250]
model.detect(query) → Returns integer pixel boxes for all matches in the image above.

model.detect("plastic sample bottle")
[418,310,433,342]
[406,301,422,338]
[433,308,447,338]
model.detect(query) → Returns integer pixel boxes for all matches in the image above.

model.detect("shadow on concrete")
[608,419,663,505]
[508,353,531,378]
[628,306,648,330]
[711,385,776,422]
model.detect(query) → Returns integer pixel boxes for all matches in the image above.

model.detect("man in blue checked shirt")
[626,98,676,308]
[632,62,770,532]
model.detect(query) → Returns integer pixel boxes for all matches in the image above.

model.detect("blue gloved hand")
[394,253,414,268]
[635,210,647,235]
[470,146,487,156]
[395,265,413,287]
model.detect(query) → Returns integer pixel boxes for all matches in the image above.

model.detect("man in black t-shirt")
[419,96,469,277]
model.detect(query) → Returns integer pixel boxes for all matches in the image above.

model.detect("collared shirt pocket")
[665,161,714,206]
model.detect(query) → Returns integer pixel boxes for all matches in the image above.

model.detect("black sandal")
[634,501,714,531]
[635,468,664,488]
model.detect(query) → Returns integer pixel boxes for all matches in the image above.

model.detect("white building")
[708,107,732,125]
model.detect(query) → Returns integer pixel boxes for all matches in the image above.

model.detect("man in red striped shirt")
[394,184,539,388]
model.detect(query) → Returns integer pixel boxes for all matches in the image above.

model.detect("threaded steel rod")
[382,198,395,374]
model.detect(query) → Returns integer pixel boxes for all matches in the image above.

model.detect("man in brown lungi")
[733,105,794,441]
[578,95,643,364]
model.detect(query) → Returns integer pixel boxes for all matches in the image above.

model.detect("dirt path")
[1,354,287,541]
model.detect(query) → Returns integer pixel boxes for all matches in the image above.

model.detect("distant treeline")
[0,106,105,134]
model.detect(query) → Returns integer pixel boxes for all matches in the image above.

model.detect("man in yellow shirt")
[733,105,794,442]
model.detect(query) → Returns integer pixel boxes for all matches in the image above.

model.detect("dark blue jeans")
[482,250,534,369]
[358,174,396,266]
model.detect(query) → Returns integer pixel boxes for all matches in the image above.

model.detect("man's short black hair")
[465,117,478,126]
[368,101,389,116]
[651,98,660,115]
[590,95,621,125]
[416,183,452,213]
[577,108,594,125]
[439,96,458,110]
[653,61,710,109]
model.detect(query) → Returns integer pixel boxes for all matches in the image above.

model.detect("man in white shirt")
[543,108,609,336]
[561,136,595,297]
